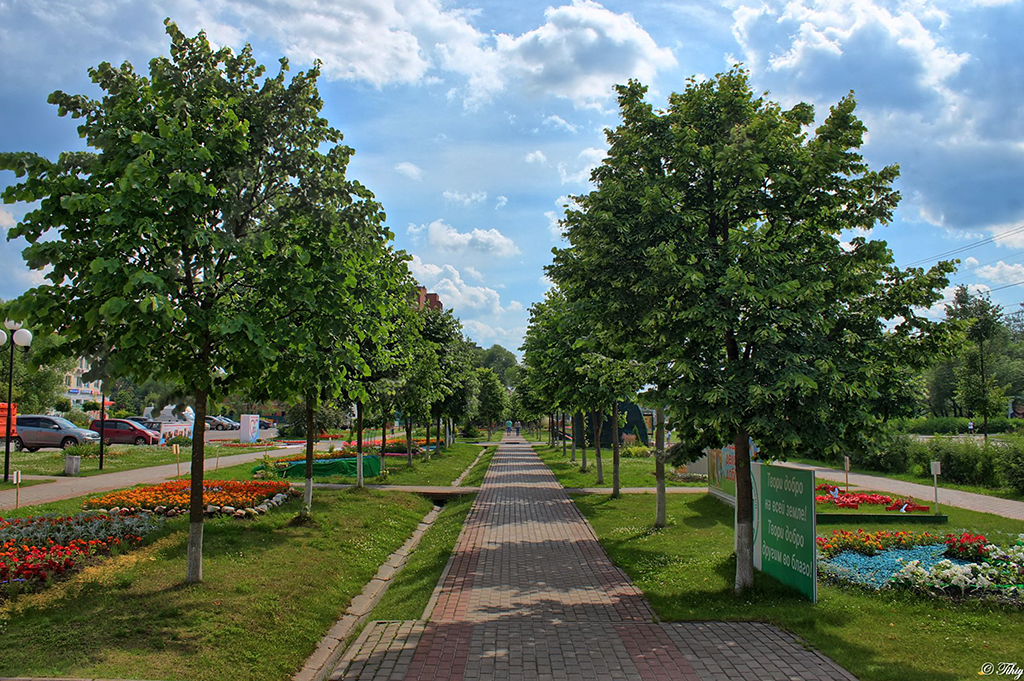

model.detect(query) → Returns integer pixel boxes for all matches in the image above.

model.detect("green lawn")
[192,443,488,487]
[573,492,1024,681]
[4,444,269,478]
[534,444,704,489]
[789,455,1024,502]
[460,446,495,488]
[369,493,476,621]
[0,487,433,681]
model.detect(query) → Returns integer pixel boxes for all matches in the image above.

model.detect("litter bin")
[64,455,81,476]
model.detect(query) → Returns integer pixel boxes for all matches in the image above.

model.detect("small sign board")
[930,461,941,476]
[751,462,817,602]
[12,470,20,485]
[844,456,850,472]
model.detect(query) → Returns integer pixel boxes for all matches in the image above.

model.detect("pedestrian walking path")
[0,446,301,510]
[333,437,855,681]
[787,462,1024,520]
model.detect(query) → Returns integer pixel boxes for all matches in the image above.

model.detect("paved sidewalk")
[333,437,856,681]
[0,445,300,510]
[786,462,1024,520]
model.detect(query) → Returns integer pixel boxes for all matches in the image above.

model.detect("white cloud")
[544,115,578,133]
[410,219,520,257]
[975,261,1024,285]
[0,209,15,237]
[461,318,527,350]
[546,211,564,239]
[539,273,555,290]
[558,147,606,184]
[410,255,519,315]
[395,162,424,181]
[464,265,484,281]
[918,283,991,320]
[494,195,508,209]
[443,190,488,206]
[525,150,548,164]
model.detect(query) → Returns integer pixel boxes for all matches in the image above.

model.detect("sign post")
[174,443,180,477]
[751,462,817,602]
[13,470,20,508]
[931,460,941,511]
[844,455,850,493]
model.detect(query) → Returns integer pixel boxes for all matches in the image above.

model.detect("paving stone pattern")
[333,438,858,681]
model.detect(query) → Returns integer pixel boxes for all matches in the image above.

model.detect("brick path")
[333,438,857,681]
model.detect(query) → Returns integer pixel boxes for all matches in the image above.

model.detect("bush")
[165,435,192,447]
[280,403,348,438]
[925,437,999,487]
[462,425,481,438]
[65,410,90,428]
[1001,438,1024,494]
[62,442,100,458]
[855,431,911,473]
[900,416,1015,435]
[620,445,651,458]
[52,398,72,413]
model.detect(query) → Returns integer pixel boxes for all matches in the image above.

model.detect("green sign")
[751,462,817,602]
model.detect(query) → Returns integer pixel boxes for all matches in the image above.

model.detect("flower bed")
[819,529,1024,603]
[84,480,294,517]
[1,512,161,590]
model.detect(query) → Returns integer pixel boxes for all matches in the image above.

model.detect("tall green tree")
[947,286,1005,442]
[551,71,952,591]
[476,367,507,439]
[1,23,341,583]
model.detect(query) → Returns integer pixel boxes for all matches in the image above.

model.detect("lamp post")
[2,320,33,483]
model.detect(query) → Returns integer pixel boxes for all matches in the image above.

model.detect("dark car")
[205,416,229,431]
[90,418,161,446]
[10,415,100,451]
[259,418,274,430]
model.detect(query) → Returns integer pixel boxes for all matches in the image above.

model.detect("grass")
[573,492,1024,681]
[5,444,268,478]
[0,487,433,681]
[191,443,488,488]
[369,493,476,621]
[789,455,1024,502]
[460,446,495,488]
[534,444,704,489]
[0,477,53,491]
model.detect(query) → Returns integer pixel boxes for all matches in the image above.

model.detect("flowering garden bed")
[1,512,162,595]
[818,528,1024,603]
[83,480,295,518]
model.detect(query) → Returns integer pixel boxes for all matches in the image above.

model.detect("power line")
[905,223,1024,267]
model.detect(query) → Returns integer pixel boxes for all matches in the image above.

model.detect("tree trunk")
[186,387,207,584]
[561,412,567,457]
[594,409,604,484]
[980,337,989,444]
[655,406,666,529]
[356,400,364,488]
[425,417,431,461]
[580,413,588,472]
[436,415,442,453]
[406,420,414,466]
[382,415,388,474]
[611,402,620,498]
[303,397,315,511]
[734,428,754,592]
[549,413,554,446]
[571,412,577,463]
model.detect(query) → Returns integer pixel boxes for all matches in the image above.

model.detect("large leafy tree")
[1,23,341,583]
[947,286,1005,442]
[551,71,952,592]
[476,367,506,439]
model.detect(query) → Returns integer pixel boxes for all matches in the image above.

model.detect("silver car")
[10,415,101,451]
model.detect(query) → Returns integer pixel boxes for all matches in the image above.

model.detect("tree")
[476,367,506,439]
[947,286,1004,442]
[2,23,341,583]
[550,71,952,592]
[480,345,519,387]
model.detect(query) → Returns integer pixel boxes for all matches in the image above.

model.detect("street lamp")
[2,320,33,483]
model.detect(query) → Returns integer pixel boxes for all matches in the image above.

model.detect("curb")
[292,504,443,681]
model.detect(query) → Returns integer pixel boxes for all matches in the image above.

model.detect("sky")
[1,0,1023,354]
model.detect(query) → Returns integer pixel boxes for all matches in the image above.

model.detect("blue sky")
[2,0,1022,353]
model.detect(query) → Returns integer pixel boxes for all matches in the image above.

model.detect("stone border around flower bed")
[817,513,948,524]
[90,489,301,520]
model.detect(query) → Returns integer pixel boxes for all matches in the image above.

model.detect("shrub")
[1000,437,1024,495]
[926,437,999,487]
[620,445,651,458]
[855,431,911,473]
[52,397,72,413]
[164,435,192,447]
[462,425,481,438]
[65,410,90,428]
[62,443,101,459]
[900,416,1014,435]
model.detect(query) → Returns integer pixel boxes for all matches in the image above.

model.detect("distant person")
[506,419,513,434]
[514,421,521,436]
[968,420,975,435]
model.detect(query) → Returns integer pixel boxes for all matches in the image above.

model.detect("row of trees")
[0,23,473,583]
[521,70,953,592]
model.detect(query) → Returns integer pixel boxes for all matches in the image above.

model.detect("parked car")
[258,418,274,430]
[9,415,100,451]
[204,416,234,431]
[89,418,161,446]
[221,417,241,430]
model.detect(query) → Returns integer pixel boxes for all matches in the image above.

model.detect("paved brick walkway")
[333,438,857,681]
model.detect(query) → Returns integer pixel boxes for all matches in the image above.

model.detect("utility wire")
[905,223,1024,267]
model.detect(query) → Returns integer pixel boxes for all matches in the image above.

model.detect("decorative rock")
[233,509,247,518]
[155,506,167,514]
[222,506,236,514]
[255,505,269,514]
[110,507,120,514]
[244,508,256,517]
[206,504,220,514]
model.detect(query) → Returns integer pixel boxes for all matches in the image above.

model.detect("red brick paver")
[333,438,858,681]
